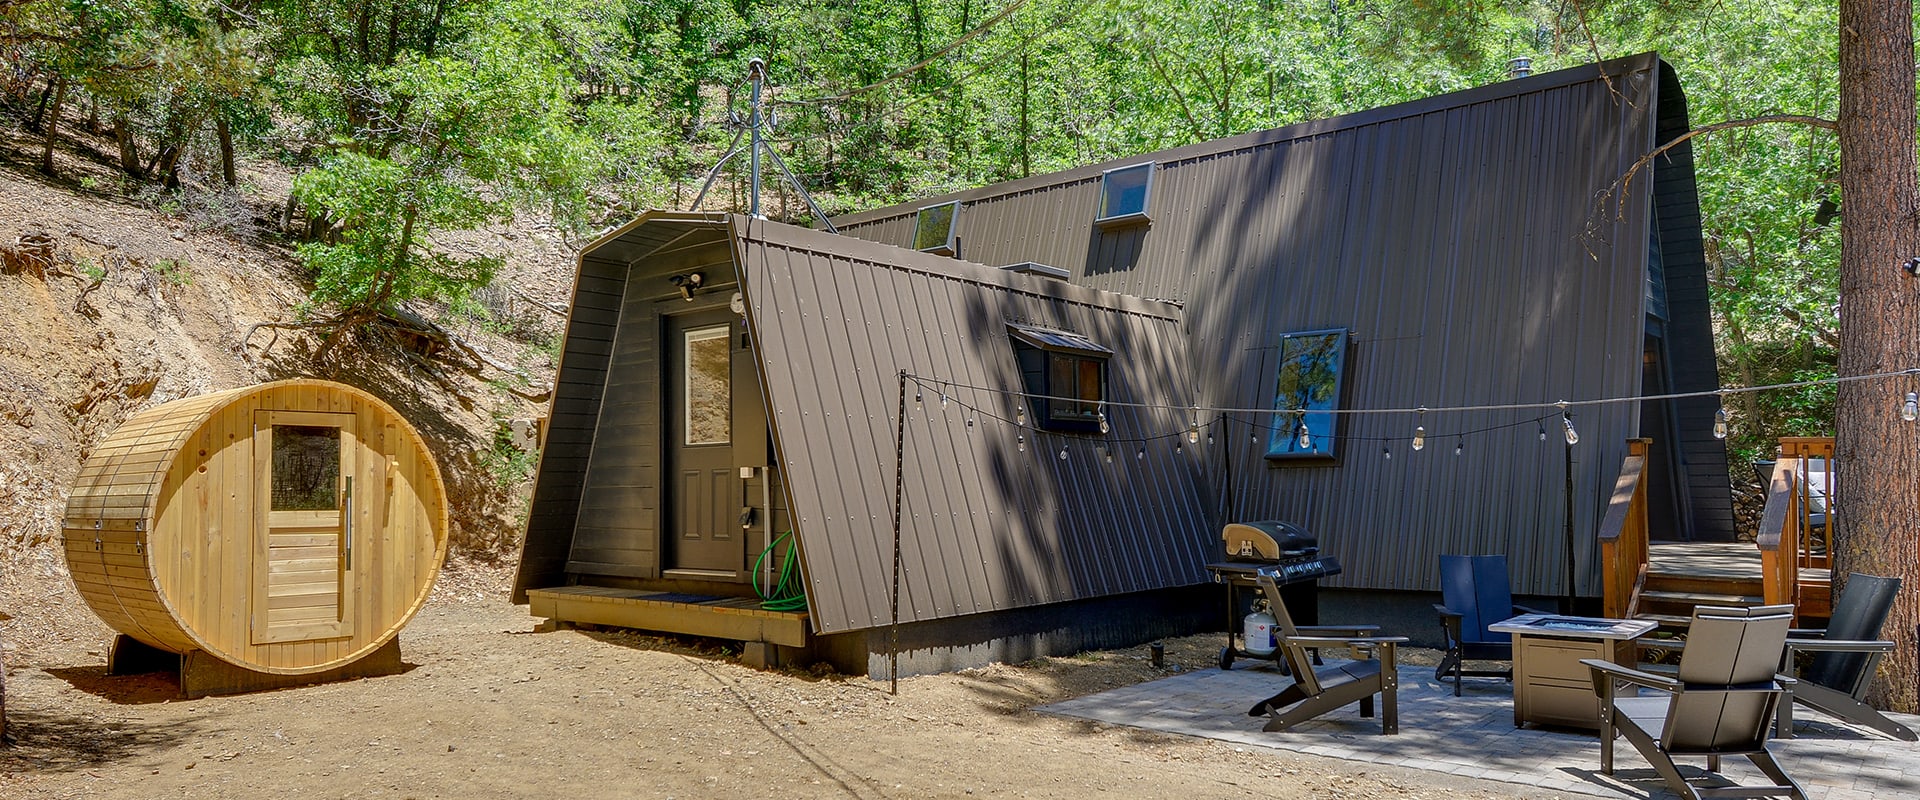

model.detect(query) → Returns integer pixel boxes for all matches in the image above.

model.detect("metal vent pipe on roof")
[1507,57,1533,79]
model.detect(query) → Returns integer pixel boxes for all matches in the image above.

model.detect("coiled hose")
[753,530,808,612]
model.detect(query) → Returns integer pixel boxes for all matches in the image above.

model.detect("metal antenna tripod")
[691,59,838,233]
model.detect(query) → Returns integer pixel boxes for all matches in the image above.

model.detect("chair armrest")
[1297,624,1381,635]
[1512,604,1553,616]
[1581,658,1681,692]
[1788,628,1827,638]
[1785,638,1895,654]
[1433,604,1463,619]
[1284,635,1408,648]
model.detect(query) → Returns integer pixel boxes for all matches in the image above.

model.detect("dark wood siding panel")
[514,253,628,601]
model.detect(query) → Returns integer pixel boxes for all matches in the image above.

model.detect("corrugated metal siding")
[831,56,1677,597]
[736,218,1214,634]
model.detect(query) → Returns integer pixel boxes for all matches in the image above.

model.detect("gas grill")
[1206,520,1343,670]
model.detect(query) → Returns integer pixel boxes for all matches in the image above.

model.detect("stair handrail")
[1756,454,1804,608]
[1597,438,1652,619]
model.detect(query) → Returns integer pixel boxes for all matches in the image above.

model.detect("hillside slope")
[0,123,570,663]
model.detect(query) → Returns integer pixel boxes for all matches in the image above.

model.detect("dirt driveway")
[2,583,1555,800]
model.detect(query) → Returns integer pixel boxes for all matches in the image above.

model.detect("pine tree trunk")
[1834,0,1920,713]
[39,77,67,176]
[218,117,237,187]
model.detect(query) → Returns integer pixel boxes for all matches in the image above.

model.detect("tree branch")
[1593,114,1840,236]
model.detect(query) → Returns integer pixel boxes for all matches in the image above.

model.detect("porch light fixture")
[669,271,705,301]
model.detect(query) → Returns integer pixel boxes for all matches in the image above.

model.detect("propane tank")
[1242,599,1278,656]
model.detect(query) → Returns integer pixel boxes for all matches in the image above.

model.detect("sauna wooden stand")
[108,635,406,698]
[63,379,448,694]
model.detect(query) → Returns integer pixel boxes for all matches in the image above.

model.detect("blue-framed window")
[1266,328,1348,460]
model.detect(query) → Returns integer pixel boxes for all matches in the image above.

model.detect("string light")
[1187,406,1200,444]
[1562,414,1579,446]
[1017,433,1026,452]
[1454,438,1463,456]
[1136,447,1145,460]
[1296,422,1312,450]
[940,393,950,409]
[1411,426,1427,451]
[1712,405,1730,440]
[1015,404,1027,427]
[1103,447,1114,464]
[1058,445,1068,460]
[1538,423,1546,442]
[915,389,923,409]
[1382,447,1391,460]
[1097,408,1110,434]
[1904,392,1918,422]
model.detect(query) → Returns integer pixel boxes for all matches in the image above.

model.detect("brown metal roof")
[735,218,1214,634]
[828,54,1718,598]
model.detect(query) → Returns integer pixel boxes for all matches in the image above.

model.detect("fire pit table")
[1487,613,1657,730]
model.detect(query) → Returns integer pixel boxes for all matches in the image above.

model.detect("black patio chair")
[1776,572,1916,741]
[1246,569,1408,734]
[1584,604,1805,800]
[1433,554,1548,696]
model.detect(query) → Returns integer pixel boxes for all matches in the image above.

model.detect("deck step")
[1639,589,1763,607]
[525,585,810,647]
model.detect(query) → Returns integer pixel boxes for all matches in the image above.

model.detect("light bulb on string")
[1017,434,1026,453]
[1712,405,1729,440]
[1296,422,1312,451]
[1187,405,1201,444]
[1382,447,1392,461]
[967,416,976,430]
[1454,438,1463,456]
[1058,445,1068,461]
[1562,415,1579,445]
[1411,426,1427,451]
[1097,408,1111,434]
[1904,392,1919,422]
[1538,422,1546,442]
[1015,404,1027,428]
[914,389,923,409]
[940,393,949,410]
[1136,447,1146,460]
[1104,447,1114,464]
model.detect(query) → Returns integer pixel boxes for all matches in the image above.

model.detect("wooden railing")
[1758,436,1835,607]
[1597,438,1652,619]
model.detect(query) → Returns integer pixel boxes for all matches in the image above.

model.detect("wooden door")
[665,312,743,579]
[252,410,356,643]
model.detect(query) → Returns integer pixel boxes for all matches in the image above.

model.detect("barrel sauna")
[63,379,448,678]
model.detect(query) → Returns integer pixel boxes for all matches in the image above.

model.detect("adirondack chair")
[1246,569,1409,734]
[1432,554,1550,696]
[1776,573,1916,741]
[1583,604,1805,800]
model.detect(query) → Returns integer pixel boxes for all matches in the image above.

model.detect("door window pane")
[272,425,341,510]
[685,327,732,445]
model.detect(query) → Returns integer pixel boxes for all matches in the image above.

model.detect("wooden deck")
[526,586,810,647]
[1645,541,1831,619]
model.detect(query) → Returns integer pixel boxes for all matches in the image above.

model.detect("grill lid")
[1222,520,1317,562]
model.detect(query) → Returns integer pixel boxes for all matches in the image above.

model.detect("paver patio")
[1039,660,1920,799]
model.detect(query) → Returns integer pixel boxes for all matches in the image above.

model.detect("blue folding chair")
[1433,555,1547,696]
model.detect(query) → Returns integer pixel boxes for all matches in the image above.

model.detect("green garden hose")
[753,530,808,612]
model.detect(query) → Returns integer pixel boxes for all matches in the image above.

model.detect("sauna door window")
[254,410,358,644]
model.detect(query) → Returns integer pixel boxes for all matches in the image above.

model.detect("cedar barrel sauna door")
[252,410,356,644]
[665,311,744,579]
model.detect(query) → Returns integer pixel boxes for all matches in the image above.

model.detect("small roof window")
[1007,323,1110,433]
[913,201,960,255]
[1096,163,1154,227]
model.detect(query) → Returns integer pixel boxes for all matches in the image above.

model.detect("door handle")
[343,476,353,571]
